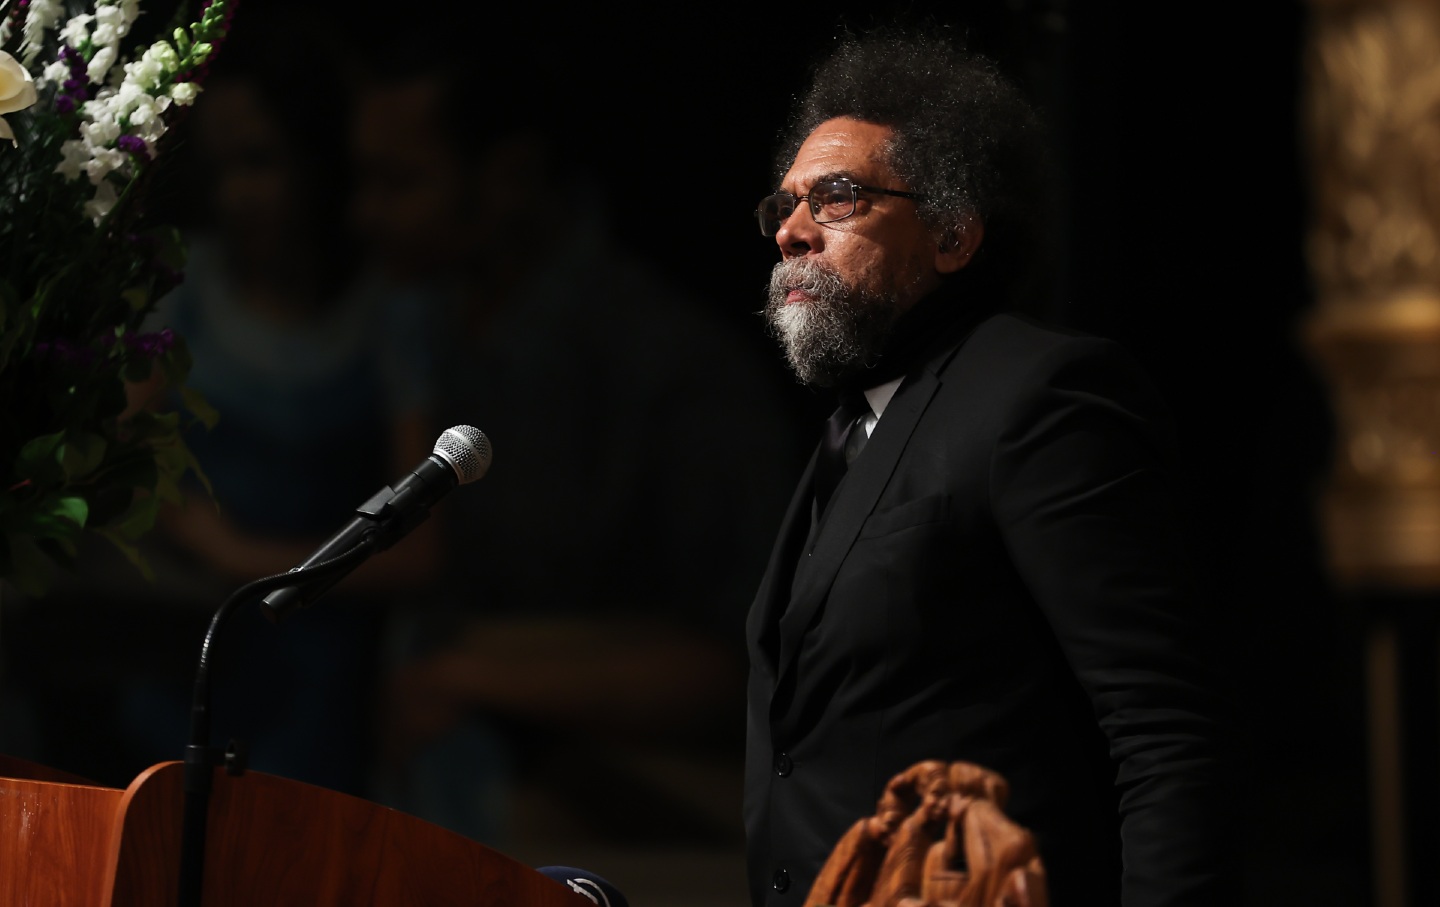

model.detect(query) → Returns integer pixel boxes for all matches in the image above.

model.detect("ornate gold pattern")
[1306,1,1440,587]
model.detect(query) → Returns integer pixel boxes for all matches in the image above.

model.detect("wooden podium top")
[0,755,593,907]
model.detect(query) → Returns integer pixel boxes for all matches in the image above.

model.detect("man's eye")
[814,183,852,211]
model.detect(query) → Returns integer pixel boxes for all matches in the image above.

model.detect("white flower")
[95,5,126,32]
[88,46,119,84]
[0,50,39,147]
[146,42,180,72]
[59,13,95,49]
[128,96,158,126]
[84,147,126,183]
[55,140,91,180]
[41,60,71,86]
[20,0,64,66]
[84,178,119,222]
[124,55,164,91]
[170,82,200,106]
[115,80,146,109]
[81,116,122,147]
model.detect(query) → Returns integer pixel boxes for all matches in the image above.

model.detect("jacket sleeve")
[989,336,1238,907]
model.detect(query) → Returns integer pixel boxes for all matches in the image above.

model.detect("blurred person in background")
[349,32,799,849]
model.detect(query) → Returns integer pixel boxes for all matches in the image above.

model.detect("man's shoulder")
[943,311,1123,374]
[927,311,1164,418]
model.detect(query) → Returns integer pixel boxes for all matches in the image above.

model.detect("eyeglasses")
[756,178,924,236]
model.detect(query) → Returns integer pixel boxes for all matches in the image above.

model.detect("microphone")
[535,866,629,907]
[259,425,491,621]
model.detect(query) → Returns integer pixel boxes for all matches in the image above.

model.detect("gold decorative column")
[1305,3,1440,905]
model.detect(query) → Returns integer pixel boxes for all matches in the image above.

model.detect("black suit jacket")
[744,312,1231,907]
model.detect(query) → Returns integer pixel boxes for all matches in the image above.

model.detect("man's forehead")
[781,117,896,191]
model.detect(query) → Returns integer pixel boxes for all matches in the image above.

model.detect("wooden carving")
[805,761,1047,907]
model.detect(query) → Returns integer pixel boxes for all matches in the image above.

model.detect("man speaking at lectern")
[743,31,1234,906]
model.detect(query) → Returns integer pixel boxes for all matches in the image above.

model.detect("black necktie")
[813,391,870,518]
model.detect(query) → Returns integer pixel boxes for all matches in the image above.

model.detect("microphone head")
[432,425,491,484]
[535,866,629,907]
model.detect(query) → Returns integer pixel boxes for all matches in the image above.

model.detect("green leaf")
[123,410,181,443]
[16,431,66,480]
[107,492,161,542]
[96,527,155,582]
[180,385,219,430]
[159,335,194,386]
[51,495,89,527]
[58,432,107,481]
[99,455,159,491]
[121,286,150,312]
[51,535,78,560]
[20,495,90,539]
[146,225,187,272]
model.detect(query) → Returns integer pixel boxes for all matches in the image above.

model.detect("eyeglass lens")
[756,180,858,236]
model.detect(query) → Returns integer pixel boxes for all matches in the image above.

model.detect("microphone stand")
[177,539,378,907]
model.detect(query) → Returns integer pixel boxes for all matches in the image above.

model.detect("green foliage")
[0,1,236,595]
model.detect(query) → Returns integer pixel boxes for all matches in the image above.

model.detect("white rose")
[169,81,200,106]
[0,51,38,114]
[0,50,39,146]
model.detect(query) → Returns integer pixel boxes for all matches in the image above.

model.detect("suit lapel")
[772,367,943,696]
[746,449,819,677]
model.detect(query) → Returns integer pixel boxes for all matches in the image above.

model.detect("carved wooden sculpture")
[804,761,1047,907]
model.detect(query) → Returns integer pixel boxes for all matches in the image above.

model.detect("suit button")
[773,752,793,777]
[772,869,790,893]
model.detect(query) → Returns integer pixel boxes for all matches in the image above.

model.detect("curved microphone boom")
[259,425,491,621]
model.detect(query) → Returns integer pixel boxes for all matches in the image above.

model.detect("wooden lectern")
[0,754,592,906]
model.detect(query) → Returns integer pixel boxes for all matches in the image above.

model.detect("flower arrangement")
[0,0,233,595]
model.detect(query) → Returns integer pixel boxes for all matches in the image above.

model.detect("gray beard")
[764,258,903,388]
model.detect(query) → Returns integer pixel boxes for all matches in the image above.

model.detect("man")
[744,33,1233,906]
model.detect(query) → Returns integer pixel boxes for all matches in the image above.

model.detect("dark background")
[5,0,1375,903]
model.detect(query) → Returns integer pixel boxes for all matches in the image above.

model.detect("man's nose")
[774,203,824,258]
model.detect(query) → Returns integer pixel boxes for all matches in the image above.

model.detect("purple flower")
[55,95,75,114]
[117,134,151,162]
[124,330,177,358]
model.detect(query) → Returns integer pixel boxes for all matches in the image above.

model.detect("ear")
[934,216,984,274]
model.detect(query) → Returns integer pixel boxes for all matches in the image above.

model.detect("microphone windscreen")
[433,425,491,484]
[535,865,629,907]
